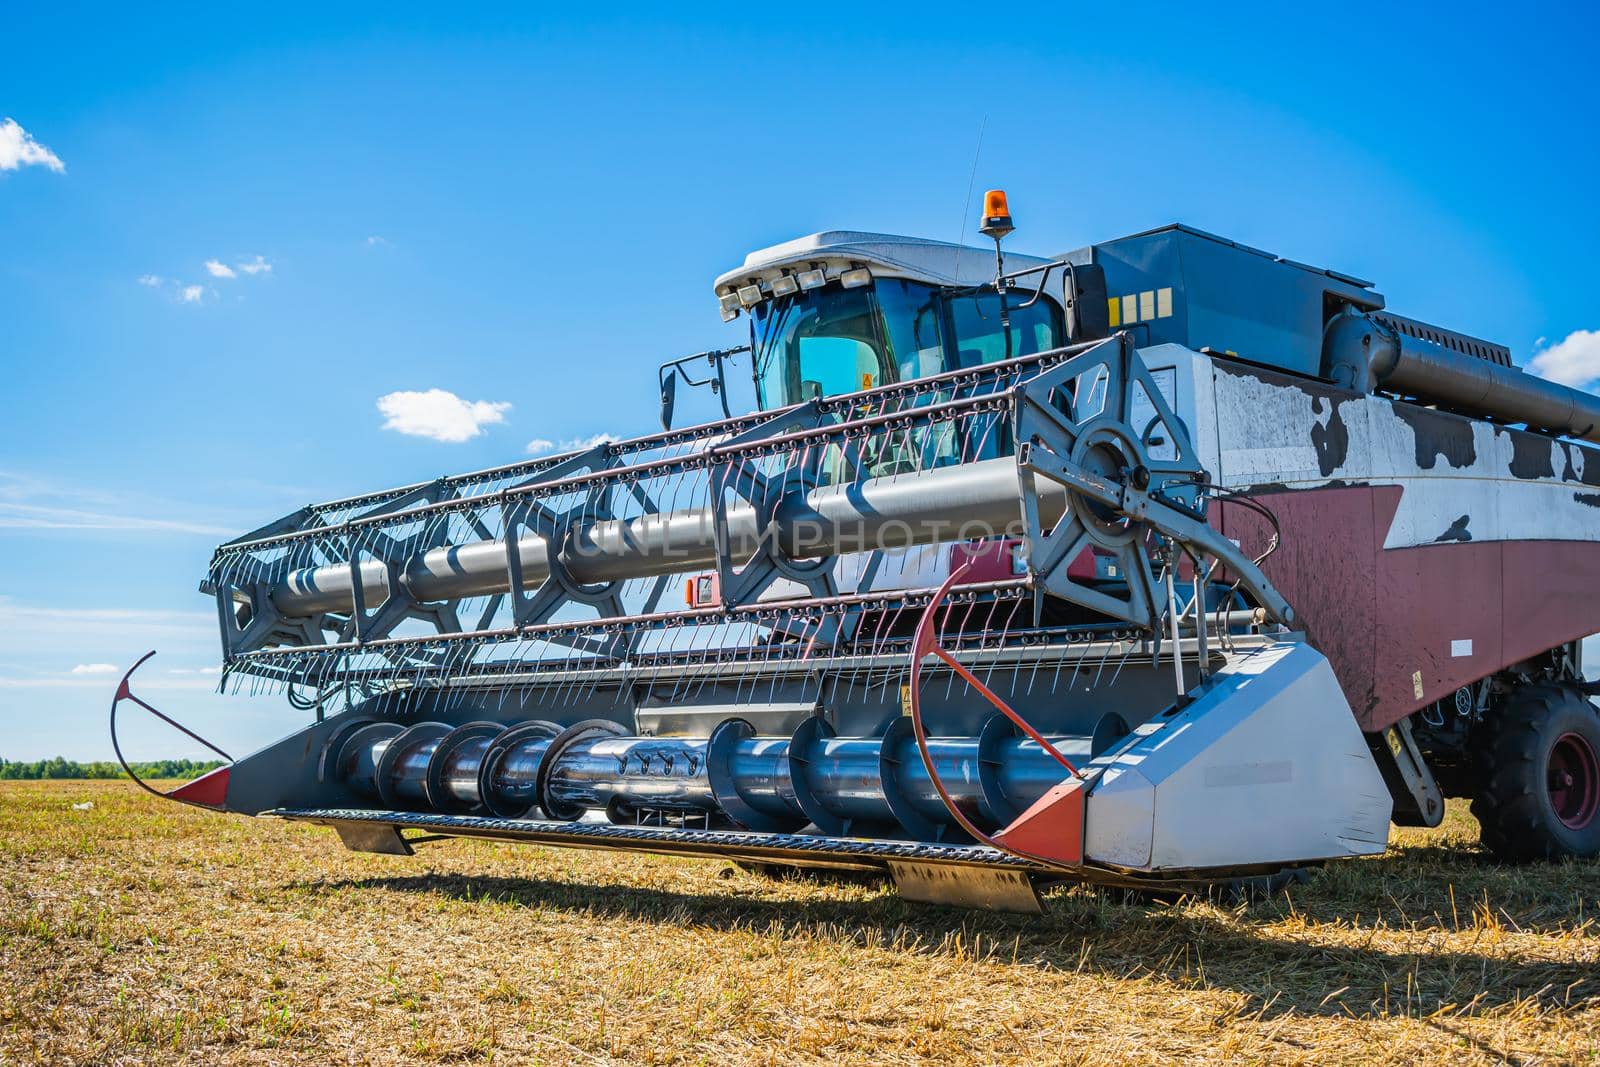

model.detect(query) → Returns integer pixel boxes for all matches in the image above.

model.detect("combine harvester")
[116,193,1600,911]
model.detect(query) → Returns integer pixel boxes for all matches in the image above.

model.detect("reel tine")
[1025,627,1045,695]
[552,629,584,708]
[504,635,532,715]
[980,595,1008,690]
[734,618,766,704]
[689,619,724,701]
[1089,633,1117,691]
[942,594,977,700]
[1062,631,1086,693]
[572,637,607,706]
[544,629,572,707]
[436,641,462,716]
[451,639,482,716]
[1105,635,1136,689]
[861,600,894,695]
[838,607,876,700]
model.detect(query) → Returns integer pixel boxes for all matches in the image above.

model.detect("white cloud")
[0,601,214,634]
[0,472,233,535]
[365,236,388,247]
[70,663,118,675]
[137,276,205,304]
[0,500,232,534]
[0,118,64,173]
[526,433,619,456]
[377,389,511,443]
[0,674,217,691]
[143,257,267,302]
[1527,329,1600,389]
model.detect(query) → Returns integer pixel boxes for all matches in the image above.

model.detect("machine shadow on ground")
[305,841,1600,1024]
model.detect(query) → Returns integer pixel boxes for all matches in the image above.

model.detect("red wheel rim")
[1548,731,1600,831]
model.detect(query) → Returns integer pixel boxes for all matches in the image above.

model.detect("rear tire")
[1470,683,1600,862]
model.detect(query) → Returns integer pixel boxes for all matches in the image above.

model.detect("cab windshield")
[751,278,1062,410]
[752,280,935,409]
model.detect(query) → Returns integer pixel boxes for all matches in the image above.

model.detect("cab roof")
[714,230,1052,295]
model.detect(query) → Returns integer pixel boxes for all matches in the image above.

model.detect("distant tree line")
[0,757,226,780]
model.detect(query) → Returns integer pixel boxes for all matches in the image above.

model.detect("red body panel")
[949,539,1019,582]
[1220,487,1600,732]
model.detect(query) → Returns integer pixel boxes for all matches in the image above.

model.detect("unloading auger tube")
[1322,306,1600,442]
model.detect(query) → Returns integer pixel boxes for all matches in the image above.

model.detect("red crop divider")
[907,564,1084,872]
[110,651,234,807]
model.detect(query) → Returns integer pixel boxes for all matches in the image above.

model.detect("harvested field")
[1,779,1597,1065]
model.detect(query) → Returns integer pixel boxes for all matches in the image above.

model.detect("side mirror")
[658,368,678,430]
[1063,263,1109,342]
[656,344,747,429]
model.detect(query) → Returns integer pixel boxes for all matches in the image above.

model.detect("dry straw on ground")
[1,779,1597,1065]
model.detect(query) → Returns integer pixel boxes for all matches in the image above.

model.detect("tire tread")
[1469,684,1600,862]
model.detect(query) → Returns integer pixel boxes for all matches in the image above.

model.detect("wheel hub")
[1547,730,1600,831]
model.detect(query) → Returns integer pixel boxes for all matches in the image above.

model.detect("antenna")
[952,115,988,281]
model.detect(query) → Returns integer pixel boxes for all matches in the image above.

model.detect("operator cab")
[712,220,1407,417]
[714,232,1065,410]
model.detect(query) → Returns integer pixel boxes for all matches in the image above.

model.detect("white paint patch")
[1205,359,1600,550]
[1221,446,1322,479]
[1379,475,1600,550]
[1451,639,1473,658]
[1211,365,1370,484]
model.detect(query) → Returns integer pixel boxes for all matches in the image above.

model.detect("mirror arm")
[657,345,750,429]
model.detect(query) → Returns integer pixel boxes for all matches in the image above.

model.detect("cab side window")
[946,291,1062,367]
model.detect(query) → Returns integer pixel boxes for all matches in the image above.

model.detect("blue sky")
[3,3,1598,760]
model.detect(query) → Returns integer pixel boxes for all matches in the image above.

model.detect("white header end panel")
[1084,642,1391,872]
